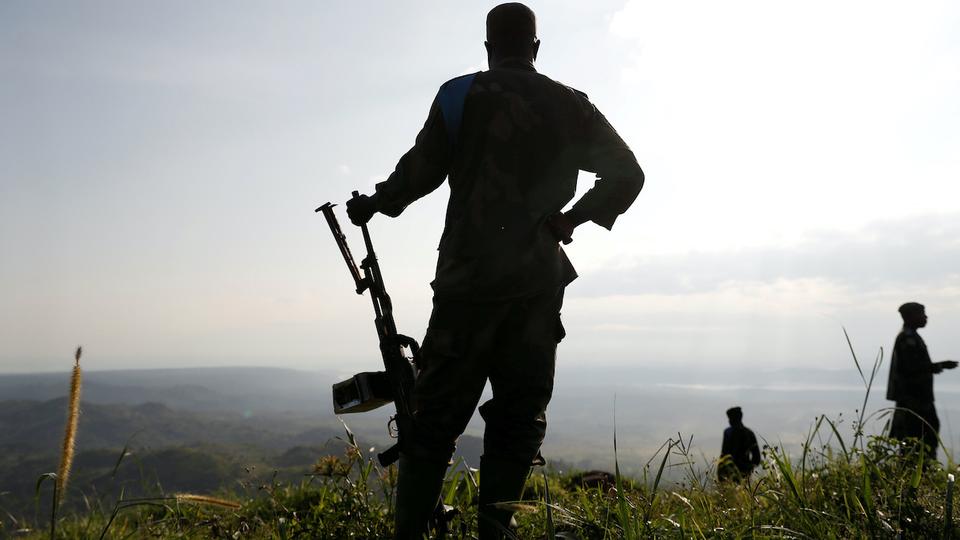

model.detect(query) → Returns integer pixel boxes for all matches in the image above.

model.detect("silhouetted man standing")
[886,302,957,459]
[718,406,761,482]
[347,4,644,538]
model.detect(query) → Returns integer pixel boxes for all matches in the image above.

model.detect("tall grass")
[33,347,84,539]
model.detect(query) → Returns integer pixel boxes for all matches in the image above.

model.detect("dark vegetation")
[5,421,959,539]
[0,397,485,533]
[3,346,959,538]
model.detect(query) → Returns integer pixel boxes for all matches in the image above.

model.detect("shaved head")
[486,3,536,44]
[486,3,538,60]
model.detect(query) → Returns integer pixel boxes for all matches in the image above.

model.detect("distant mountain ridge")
[2,364,937,476]
[0,367,338,413]
[0,397,344,455]
[0,396,486,521]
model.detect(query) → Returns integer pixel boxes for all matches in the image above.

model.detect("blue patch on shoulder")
[438,73,478,147]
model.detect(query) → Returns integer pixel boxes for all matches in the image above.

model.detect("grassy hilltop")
[7,419,959,539]
[4,346,959,538]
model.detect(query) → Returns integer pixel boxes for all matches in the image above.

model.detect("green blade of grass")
[843,326,865,386]
[613,420,636,539]
[911,444,925,489]
[860,456,874,524]
[821,416,850,462]
[771,446,804,508]
[543,469,556,539]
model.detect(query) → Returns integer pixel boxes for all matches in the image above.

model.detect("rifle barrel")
[316,202,366,293]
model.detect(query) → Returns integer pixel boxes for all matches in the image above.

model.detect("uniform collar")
[490,57,537,72]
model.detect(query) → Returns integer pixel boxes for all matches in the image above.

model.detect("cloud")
[572,212,960,297]
[601,0,960,252]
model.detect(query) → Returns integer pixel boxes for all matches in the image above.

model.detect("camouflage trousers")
[406,288,565,466]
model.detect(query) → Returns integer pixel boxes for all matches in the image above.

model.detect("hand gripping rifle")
[315,193,418,468]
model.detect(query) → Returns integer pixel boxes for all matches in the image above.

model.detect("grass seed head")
[56,347,83,500]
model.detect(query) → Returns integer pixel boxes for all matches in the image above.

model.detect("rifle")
[315,192,418,468]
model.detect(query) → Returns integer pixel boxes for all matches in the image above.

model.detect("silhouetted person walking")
[886,302,956,460]
[346,4,644,538]
[718,406,761,482]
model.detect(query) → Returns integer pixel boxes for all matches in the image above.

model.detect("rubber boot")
[394,453,449,540]
[478,455,532,540]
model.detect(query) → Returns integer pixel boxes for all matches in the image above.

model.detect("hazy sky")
[2,1,958,374]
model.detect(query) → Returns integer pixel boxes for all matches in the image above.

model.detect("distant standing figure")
[886,302,957,459]
[718,406,761,481]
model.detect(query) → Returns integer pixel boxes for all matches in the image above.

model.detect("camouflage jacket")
[372,58,644,301]
[886,327,935,404]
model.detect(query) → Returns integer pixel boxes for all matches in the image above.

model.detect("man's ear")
[532,39,540,61]
[484,41,492,63]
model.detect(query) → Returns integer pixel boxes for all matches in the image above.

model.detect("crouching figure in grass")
[718,406,761,482]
